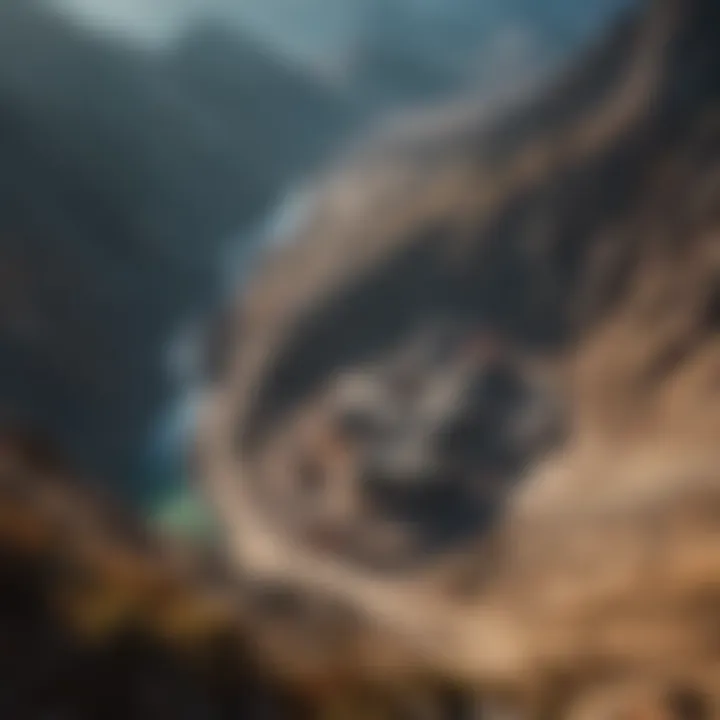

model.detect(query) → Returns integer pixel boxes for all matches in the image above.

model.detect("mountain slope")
[199,0,720,713]
[0,0,355,489]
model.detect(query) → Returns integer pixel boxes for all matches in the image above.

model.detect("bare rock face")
[199,0,720,714]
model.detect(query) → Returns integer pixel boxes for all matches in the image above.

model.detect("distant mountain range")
[53,0,635,107]
[0,0,356,494]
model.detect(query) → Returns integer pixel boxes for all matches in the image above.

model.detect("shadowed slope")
[199,0,720,714]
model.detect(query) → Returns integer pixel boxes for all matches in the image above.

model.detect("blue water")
[142,185,315,534]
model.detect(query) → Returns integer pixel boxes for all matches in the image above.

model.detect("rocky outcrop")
[199,0,720,714]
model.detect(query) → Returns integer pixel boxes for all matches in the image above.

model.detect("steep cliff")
[200,0,720,714]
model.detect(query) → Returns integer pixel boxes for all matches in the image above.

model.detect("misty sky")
[50,0,361,65]
[49,0,633,73]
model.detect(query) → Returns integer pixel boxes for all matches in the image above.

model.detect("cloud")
[48,0,203,44]
[48,0,358,60]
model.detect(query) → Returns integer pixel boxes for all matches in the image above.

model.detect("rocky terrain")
[1,0,718,716]
[197,0,720,715]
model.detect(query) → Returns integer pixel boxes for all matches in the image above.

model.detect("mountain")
[52,0,634,108]
[0,0,356,493]
[345,0,632,109]
[198,0,633,110]
[199,0,720,713]
[167,21,361,182]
